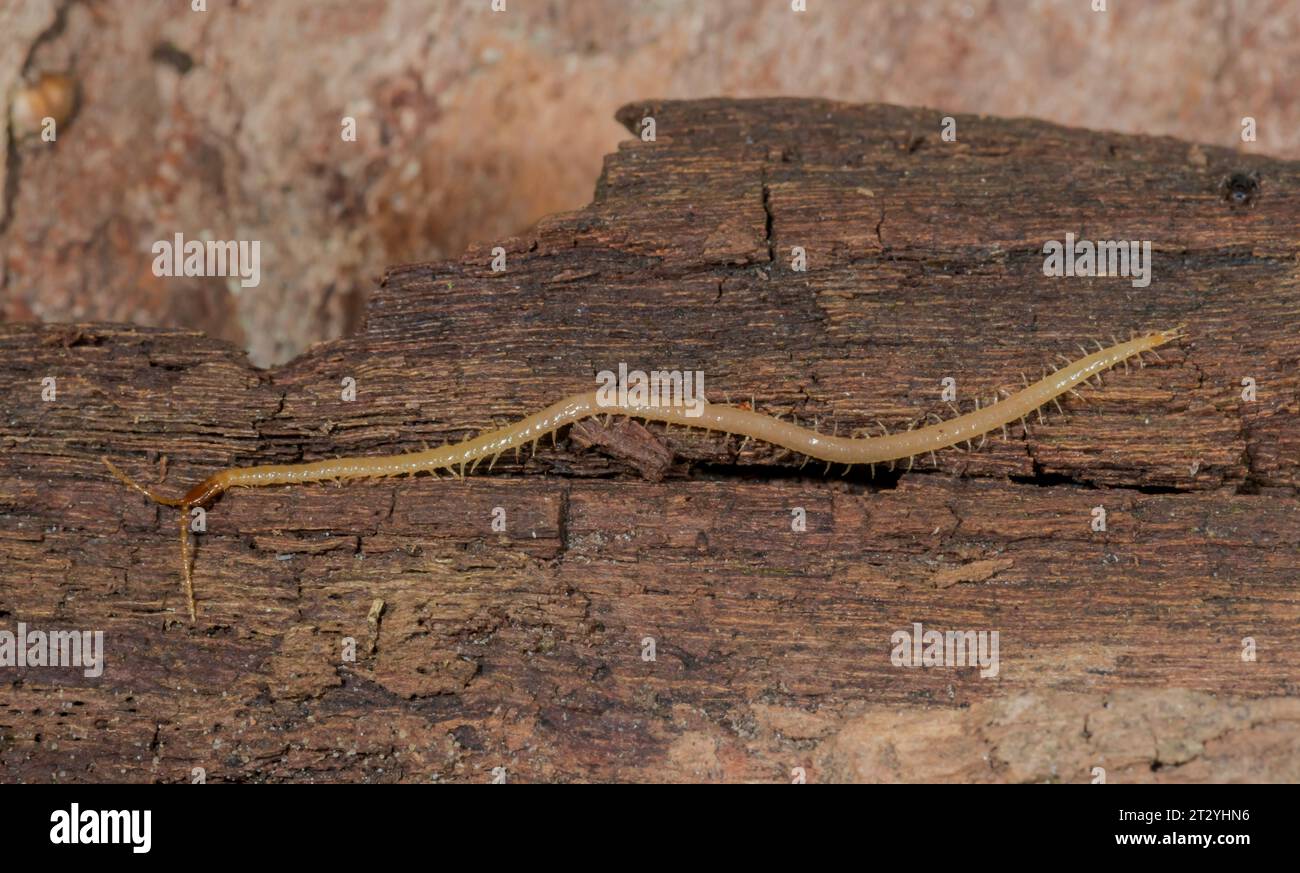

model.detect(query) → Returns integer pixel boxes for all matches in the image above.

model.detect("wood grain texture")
[2,99,1297,782]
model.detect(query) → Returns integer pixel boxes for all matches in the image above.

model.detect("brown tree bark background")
[1,99,1297,782]
[3,0,1298,366]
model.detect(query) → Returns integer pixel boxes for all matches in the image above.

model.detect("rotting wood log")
[1,98,1298,783]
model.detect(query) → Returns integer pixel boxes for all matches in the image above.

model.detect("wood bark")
[1,99,1298,782]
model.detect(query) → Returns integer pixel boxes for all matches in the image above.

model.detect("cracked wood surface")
[2,98,1298,782]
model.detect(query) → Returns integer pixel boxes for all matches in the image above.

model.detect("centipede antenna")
[180,506,195,623]
[100,457,185,508]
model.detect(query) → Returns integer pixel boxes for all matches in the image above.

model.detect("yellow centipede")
[105,327,1184,622]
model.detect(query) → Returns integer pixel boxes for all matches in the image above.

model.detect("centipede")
[104,327,1185,622]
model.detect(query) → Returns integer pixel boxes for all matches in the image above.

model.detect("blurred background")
[2,0,1294,366]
